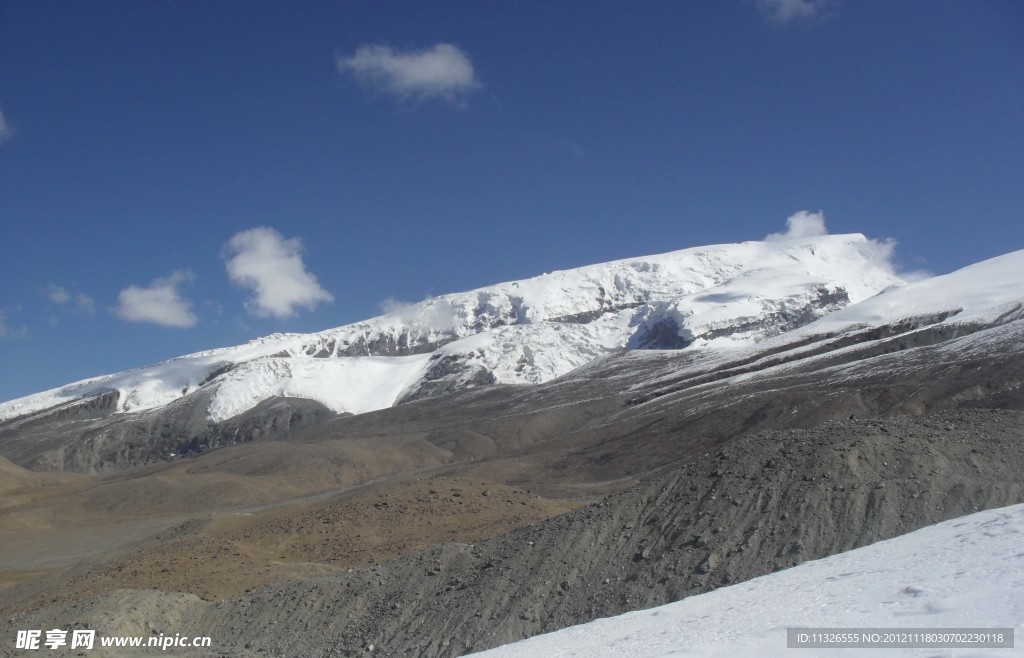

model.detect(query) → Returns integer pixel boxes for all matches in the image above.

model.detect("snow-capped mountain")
[3,235,1022,474]
[0,233,901,423]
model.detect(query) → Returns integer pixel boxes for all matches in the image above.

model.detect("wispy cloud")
[224,227,333,319]
[0,104,13,145]
[899,269,934,283]
[337,43,480,105]
[763,210,926,281]
[765,210,830,240]
[379,296,459,328]
[75,293,96,315]
[46,284,71,305]
[46,283,97,315]
[0,310,27,339]
[115,270,198,328]
[560,139,586,159]
[755,0,836,24]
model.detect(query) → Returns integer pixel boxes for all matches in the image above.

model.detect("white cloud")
[224,227,333,319]
[755,0,836,24]
[76,293,96,315]
[115,270,198,328]
[379,297,414,317]
[379,296,458,328]
[47,284,97,316]
[0,105,12,145]
[851,236,934,283]
[763,209,925,281]
[899,269,934,283]
[337,43,480,105]
[46,284,71,305]
[765,210,830,240]
[858,235,898,274]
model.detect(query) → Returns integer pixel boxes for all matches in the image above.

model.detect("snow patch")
[207,354,432,422]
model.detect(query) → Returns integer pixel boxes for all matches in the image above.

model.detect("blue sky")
[1,0,1022,402]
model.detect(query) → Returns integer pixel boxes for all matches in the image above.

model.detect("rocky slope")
[3,409,1021,657]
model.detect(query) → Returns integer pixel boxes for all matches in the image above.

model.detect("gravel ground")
[4,408,1022,657]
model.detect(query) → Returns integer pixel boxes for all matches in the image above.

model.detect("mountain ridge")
[0,233,900,424]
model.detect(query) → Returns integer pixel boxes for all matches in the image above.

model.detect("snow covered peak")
[788,248,1024,335]
[0,233,907,423]
[316,232,898,339]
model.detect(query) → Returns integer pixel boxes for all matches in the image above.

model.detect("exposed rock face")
[630,316,692,349]
[547,301,645,325]
[629,286,850,349]
[334,331,454,357]
[0,395,336,474]
[397,353,497,404]
[174,397,341,458]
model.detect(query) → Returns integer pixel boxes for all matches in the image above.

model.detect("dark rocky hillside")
[3,409,1021,657]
